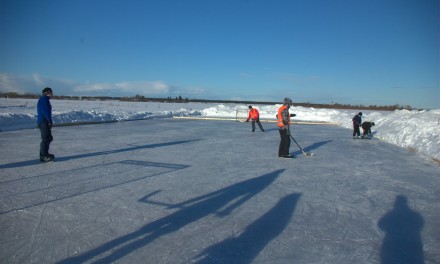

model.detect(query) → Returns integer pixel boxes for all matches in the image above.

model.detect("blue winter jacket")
[37,95,52,124]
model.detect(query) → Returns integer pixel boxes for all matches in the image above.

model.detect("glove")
[48,122,53,128]
[290,114,296,117]
[245,119,249,122]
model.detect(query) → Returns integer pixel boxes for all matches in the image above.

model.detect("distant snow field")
[0,98,439,161]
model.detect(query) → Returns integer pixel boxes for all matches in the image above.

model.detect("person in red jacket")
[246,105,264,132]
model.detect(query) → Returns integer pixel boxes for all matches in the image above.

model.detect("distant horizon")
[1,91,426,110]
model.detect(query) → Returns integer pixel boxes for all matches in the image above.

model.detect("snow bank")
[0,99,203,131]
[374,109,440,161]
[1,98,439,161]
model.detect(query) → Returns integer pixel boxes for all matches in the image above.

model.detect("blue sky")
[1,0,438,109]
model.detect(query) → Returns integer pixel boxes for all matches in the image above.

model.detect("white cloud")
[115,81,170,94]
[0,73,26,93]
[0,72,175,97]
[0,72,77,95]
[32,73,44,86]
[74,83,114,92]
[172,86,206,97]
[0,73,240,101]
[75,81,170,95]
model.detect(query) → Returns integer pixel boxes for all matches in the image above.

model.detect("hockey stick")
[290,134,314,156]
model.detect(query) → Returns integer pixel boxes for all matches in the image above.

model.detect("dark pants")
[353,124,360,137]
[39,121,53,157]
[278,129,291,156]
[251,119,264,132]
[362,128,371,136]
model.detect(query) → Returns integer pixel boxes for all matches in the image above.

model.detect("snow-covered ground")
[0,98,439,161]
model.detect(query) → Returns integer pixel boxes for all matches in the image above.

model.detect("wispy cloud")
[74,81,170,95]
[0,73,76,95]
[239,72,252,78]
[0,72,176,97]
[0,73,30,94]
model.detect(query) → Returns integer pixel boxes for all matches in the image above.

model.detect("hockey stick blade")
[301,150,314,157]
[290,134,315,157]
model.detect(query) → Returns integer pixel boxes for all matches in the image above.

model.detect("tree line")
[0,92,418,111]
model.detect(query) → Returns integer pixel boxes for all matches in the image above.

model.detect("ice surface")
[1,98,439,160]
[0,118,439,263]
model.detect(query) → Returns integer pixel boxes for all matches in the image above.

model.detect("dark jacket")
[352,114,362,126]
[37,95,52,125]
[362,122,373,130]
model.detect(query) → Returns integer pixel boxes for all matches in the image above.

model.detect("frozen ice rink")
[1,119,439,263]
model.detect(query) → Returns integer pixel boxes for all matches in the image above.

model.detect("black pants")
[251,119,264,132]
[353,124,360,137]
[278,129,291,156]
[39,121,53,157]
[362,128,371,136]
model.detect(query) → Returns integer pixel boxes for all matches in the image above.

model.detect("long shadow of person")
[194,193,301,264]
[0,139,200,169]
[378,195,424,264]
[57,169,284,264]
[291,139,332,157]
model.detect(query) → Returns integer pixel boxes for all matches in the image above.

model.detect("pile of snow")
[0,99,203,131]
[1,98,439,161]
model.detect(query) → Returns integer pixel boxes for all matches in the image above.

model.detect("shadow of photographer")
[378,195,424,264]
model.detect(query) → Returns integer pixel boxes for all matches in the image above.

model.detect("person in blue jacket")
[352,112,362,138]
[37,87,54,162]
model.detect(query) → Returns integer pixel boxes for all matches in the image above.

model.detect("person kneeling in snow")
[246,105,264,132]
[361,121,375,139]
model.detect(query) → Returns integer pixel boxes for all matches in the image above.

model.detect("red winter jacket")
[247,108,260,121]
